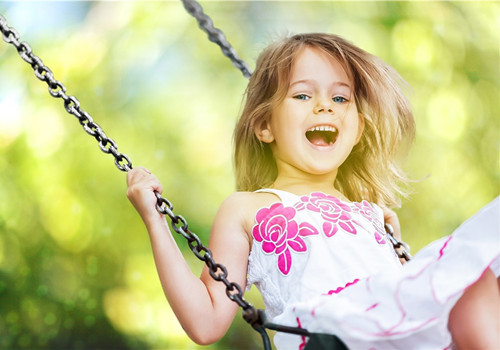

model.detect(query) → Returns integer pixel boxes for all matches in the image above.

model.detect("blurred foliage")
[0,1,498,349]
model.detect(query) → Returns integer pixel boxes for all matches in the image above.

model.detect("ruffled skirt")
[273,197,500,350]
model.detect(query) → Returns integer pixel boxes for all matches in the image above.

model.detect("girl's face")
[256,46,364,182]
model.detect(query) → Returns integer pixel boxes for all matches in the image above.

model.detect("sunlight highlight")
[39,186,93,252]
[103,286,191,343]
[25,106,65,158]
[392,20,434,67]
[0,90,24,148]
[427,90,467,142]
[103,255,194,347]
[103,287,152,335]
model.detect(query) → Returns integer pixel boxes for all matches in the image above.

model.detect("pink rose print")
[353,200,376,220]
[353,200,386,245]
[253,203,318,275]
[295,192,357,237]
[374,231,386,244]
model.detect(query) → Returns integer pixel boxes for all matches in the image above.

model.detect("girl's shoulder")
[224,191,283,214]
[218,191,283,237]
[223,190,282,205]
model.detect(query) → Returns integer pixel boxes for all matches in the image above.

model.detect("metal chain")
[0,14,133,172]
[384,223,412,261]
[180,0,252,79]
[1,9,410,348]
[154,192,255,311]
[0,10,258,322]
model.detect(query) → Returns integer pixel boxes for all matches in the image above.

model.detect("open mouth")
[306,126,338,147]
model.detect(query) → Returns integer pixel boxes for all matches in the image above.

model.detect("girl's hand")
[126,167,164,221]
[382,207,401,241]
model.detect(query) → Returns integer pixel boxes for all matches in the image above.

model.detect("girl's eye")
[332,96,348,103]
[293,94,310,101]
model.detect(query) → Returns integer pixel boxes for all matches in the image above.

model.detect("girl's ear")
[254,119,274,143]
[355,113,365,144]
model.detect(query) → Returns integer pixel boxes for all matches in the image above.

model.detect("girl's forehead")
[290,47,351,82]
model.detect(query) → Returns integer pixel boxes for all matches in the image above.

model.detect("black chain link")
[384,223,412,261]
[154,191,254,310]
[180,0,252,79]
[0,14,133,172]
[1,9,411,348]
[0,12,255,314]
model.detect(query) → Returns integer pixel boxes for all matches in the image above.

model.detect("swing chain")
[384,223,412,261]
[3,10,290,347]
[154,191,254,310]
[1,10,407,349]
[1,10,261,328]
[0,14,133,172]
[180,0,252,79]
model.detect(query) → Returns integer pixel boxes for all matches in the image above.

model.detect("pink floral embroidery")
[373,231,386,244]
[353,200,386,245]
[253,203,318,275]
[295,192,357,237]
[353,200,376,220]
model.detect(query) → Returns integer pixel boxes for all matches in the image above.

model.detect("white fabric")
[247,190,500,350]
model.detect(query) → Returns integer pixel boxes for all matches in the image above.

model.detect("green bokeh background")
[0,1,498,349]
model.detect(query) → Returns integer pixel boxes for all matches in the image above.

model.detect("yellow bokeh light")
[103,287,190,343]
[39,186,93,252]
[392,19,435,67]
[117,254,199,347]
[0,90,24,148]
[426,90,467,142]
[60,31,106,77]
[424,148,492,218]
[103,287,152,335]
[124,253,161,294]
[25,106,65,159]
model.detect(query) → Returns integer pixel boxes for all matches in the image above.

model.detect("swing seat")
[246,308,349,350]
[304,333,348,350]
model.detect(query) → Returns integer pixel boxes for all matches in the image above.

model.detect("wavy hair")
[233,33,415,208]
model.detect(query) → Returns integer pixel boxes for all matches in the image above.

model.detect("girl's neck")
[270,173,349,201]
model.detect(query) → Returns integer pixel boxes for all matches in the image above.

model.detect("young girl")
[126,33,500,349]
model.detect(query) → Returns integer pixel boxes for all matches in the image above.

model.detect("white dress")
[246,189,500,350]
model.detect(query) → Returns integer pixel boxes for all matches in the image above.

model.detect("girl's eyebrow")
[289,79,352,90]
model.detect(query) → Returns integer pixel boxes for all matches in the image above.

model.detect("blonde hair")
[234,33,415,208]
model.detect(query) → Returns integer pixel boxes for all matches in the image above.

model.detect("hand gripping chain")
[0,11,274,347]
[1,8,410,349]
[0,7,263,328]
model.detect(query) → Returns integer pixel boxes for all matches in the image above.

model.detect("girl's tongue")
[306,130,337,146]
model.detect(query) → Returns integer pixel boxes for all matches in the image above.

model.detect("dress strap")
[255,188,301,205]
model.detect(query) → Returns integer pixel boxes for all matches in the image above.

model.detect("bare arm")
[126,167,250,344]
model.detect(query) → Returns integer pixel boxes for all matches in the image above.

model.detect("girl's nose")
[313,104,334,114]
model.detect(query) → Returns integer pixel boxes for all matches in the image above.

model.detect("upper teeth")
[308,126,336,132]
